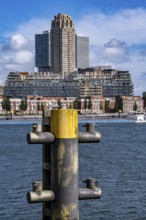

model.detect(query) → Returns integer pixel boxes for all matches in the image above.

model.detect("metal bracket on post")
[78,123,102,200]
[79,178,101,200]
[27,123,55,144]
[26,123,55,204]
[78,123,101,143]
[27,181,55,203]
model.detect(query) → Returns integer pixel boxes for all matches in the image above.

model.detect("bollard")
[50,109,79,220]
[27,181,55,203]
[78,123,101,143]
[27,110,101,220]
[79,178,101,200]
[27,131,55,144]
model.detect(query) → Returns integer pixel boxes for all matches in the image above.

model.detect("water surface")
[0,121,145,219]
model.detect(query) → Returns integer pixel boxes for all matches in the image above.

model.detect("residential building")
[78,96,105,114]
[4,71,80,98]
[35,31,50,72]
[78,67,134,97]
[91,96,105,114]
[4,66,134,98]
[50,13,76,74]
[76,35,89,69]
[35,14,89,72]
[0,96,77,115]
[35,32,89,72]
[1,94,144,115]
[104,97,116,113]
[115,96,144,113]
[79,80,102,97]
[0,97,22,114]
[99,69,134,97]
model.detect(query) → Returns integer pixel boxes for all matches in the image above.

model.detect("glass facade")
[76,35,89,69]
[35,31,50,72]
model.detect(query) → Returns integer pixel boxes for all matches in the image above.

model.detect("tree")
[105,100,110,113]
[19,99,28,112]
[68,103,72,109]
[133,102,138,112]
[88,97,92,109]
[84,98,88,110]
[57,99,62,109]
[73,98,78,109]
[118,97,123,113]
[37,102,41,114]
[114,97,123,113]
[37,103,41,111]
[114,102,119,113]
[1,96,11,112]
[41,103,45,112]
[100,102,103,111]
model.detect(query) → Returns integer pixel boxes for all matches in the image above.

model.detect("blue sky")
[0,0,146,95]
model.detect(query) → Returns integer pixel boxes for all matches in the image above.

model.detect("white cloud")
[89,38,130,67]
[140,49,146,57]
[15,51,33,64]
[14,18,51,38]
[76,7,146,46]
[11,34,26,49]
[103,47,125,56]
[0,55,12,63]
[1,34,27,51]
[100,38,130,63]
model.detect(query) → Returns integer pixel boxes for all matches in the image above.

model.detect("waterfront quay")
[0,112,127,121]
[0,114,42,120]
[79,113,127,120]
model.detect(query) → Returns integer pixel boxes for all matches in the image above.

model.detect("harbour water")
[0,120,146,219]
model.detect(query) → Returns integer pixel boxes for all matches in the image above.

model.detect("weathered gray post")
[27,109,101,220]
[50,109,79,219]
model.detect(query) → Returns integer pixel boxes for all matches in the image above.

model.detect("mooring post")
[50,109,79,219]
[27,109,101,220]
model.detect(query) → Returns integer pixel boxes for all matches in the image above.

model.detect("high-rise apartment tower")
[35,31,50,72]
[50,14,76,73]
[76,35,89,69]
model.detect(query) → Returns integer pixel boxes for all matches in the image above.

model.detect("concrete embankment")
[79,113,127,120]
[0,115,42,120]
[0,113,127,121]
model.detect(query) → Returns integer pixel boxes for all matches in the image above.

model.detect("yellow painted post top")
[51,109,78,139]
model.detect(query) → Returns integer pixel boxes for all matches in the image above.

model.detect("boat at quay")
[127,112,146,123]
